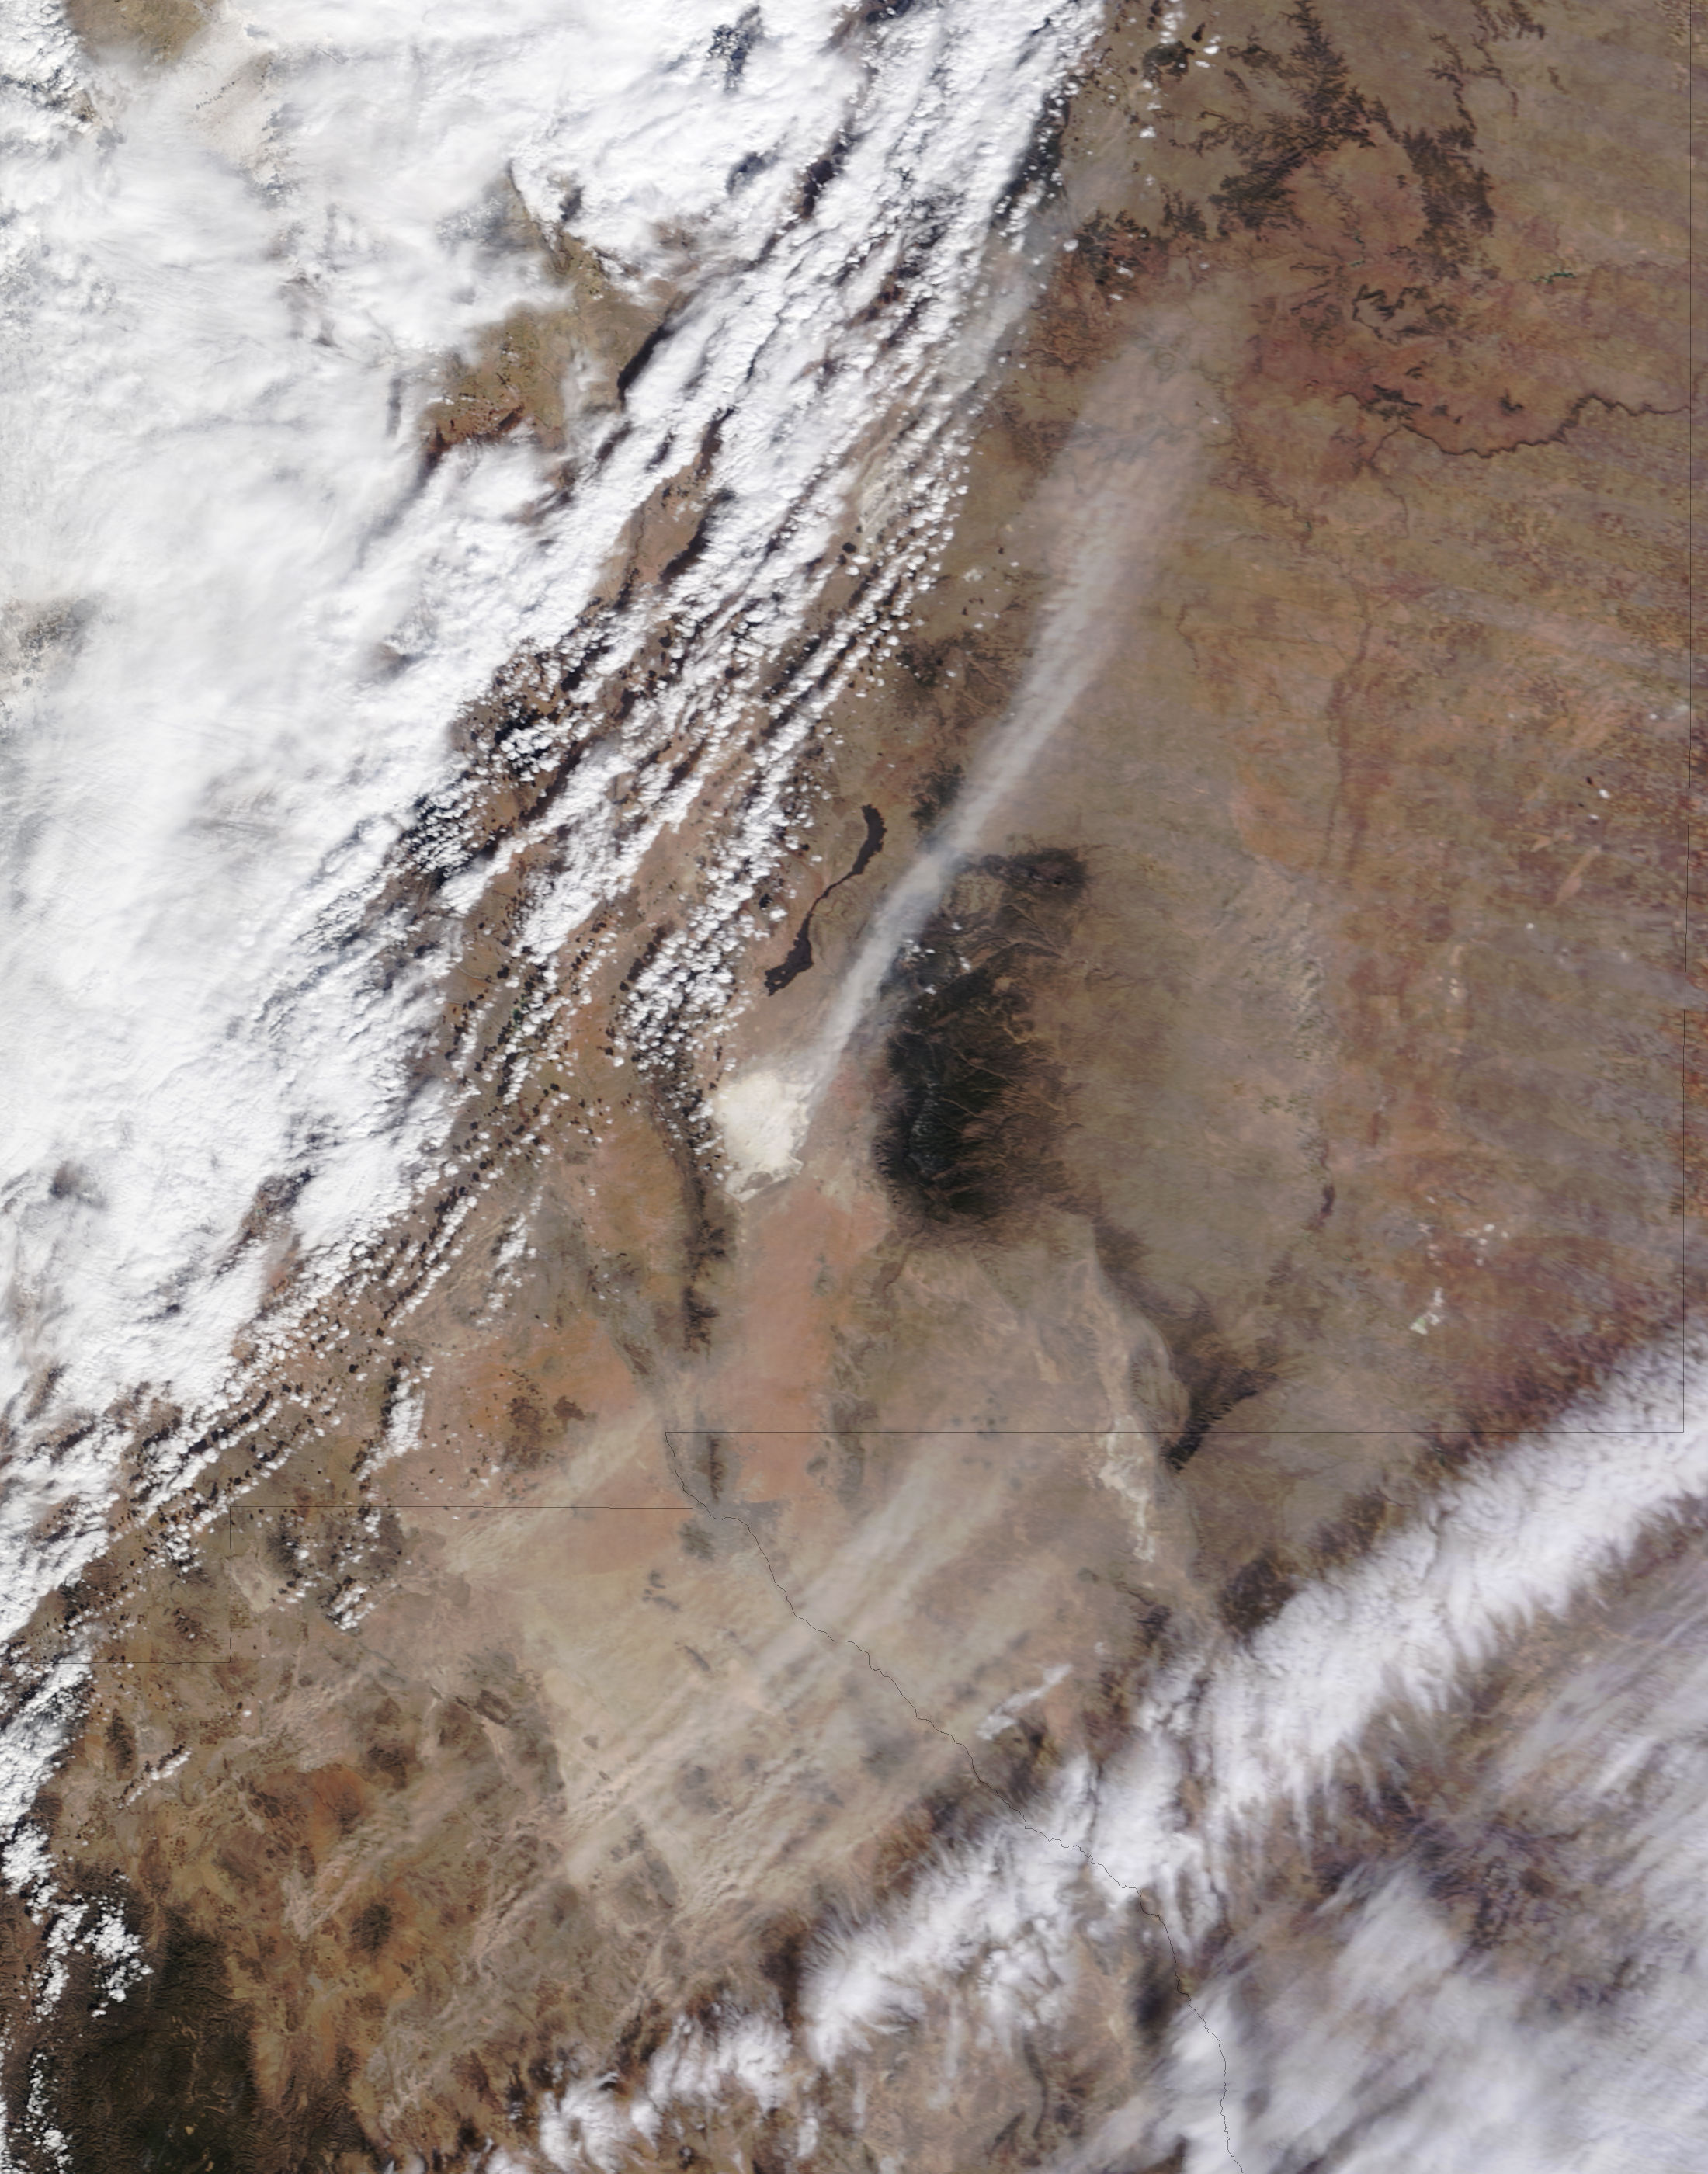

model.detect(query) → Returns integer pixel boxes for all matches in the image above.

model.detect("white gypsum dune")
[0,0,1094,1634]
[0,6,1103,2040]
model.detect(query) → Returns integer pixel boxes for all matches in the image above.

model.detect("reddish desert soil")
[2,2,1695,2168]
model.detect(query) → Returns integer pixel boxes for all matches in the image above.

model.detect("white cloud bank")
[524,1342,1706,2172]
[0,0,1098,1806]
[0,1,1106,2069]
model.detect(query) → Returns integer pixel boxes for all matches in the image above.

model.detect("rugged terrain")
[0,1,1696,2169]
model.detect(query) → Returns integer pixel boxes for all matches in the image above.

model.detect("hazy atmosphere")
[0,1,1696,2169]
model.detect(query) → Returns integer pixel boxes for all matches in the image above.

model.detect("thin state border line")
[217,45,1706,1567]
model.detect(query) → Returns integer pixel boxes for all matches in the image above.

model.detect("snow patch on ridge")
[0,0,1098,1867]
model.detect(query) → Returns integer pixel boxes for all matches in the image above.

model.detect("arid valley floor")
[0,1,1698,2169]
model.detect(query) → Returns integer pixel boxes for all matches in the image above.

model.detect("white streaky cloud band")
[0,8,1111,2078]
[0,9,1113,2086]
[1144,1337,1704,1891]
[575,1342,1703,2169]
[3,0,862,1446]
[1061,1489,1708,2169]
[806,1344,1703,2019]
[0,0,1098,1776]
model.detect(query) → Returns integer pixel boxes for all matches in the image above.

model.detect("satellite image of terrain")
[0,0,1697,2168]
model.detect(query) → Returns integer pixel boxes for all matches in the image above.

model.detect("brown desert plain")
[0,1,1698,2169]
